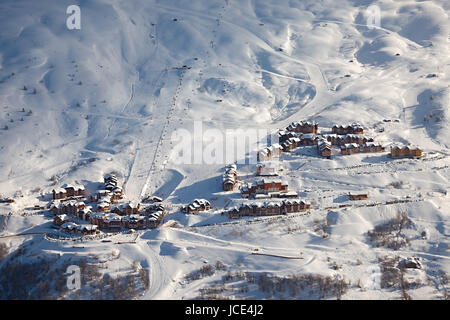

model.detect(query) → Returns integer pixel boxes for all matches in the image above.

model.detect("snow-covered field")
[0,0,449,299]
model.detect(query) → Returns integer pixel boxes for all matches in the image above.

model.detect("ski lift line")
[139,69,188,198]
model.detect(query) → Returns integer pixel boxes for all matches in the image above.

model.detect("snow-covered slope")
[0,0,449,299]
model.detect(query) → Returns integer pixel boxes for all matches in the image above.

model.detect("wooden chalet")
[390,146,422,159]
[143,195,163,203]
[96,201,111,212]
[277,130,297,143]
[78,206,92,221]
[104,173,118,185]
[50,200,85,215]
[317,139,332,158]
[184,199,211,214]
[340,143,360,155]
[77,224,99,235]
[281,137,301,151]
[222,164,237,191]
[361,143,385,153]
[348,193,368,201]
[54,214,70,226]
[240,179,288,198]
[52,188,67,200]
[60,222,79,234]
[228,199,310,219]
[148,210,164,228]
[332,124,364,135]
[102,214,123,230]
[326,134,372,146]
[111,187,124,202]
[257,144,283,161]
[96,190,112,201]
[286,121,319,134]
[122,215,147,229]
[62,184,86,197]
[300,134,320,146]
[145,203,165,214]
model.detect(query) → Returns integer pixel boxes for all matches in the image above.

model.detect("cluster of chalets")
[50,174,166,234]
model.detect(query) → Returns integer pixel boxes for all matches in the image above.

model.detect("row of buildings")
[390,146,422,158]
[286,121,319,134]
[241,179,289,198]
[341,143,385,155]
[284,121,364,136]
[227,199,311,219]
[88,211,164,230]
[59,222,99,235]
[52,184,86,200]
[54,202,165,232]
[331,124,364,135]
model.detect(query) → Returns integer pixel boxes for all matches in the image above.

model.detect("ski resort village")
[0,0,449,300]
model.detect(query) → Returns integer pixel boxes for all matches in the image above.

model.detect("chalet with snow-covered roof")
[286,121,319,134]
[340,143,361,155]
[300,134,320,146]
[122,215,147,229]
[78,206,92,220]
[223,177,235,191]
[317,139,332,158]
[50,200,85,215]
[77,224,99,235]
[332,124,364,135]
[222,164,237,191]
[51,184,85,200]
[104,173,118,185]
[390,146,422,159]
[228,199,310,219]
[54,214,71,226]
[148,210,164,228]
[96,201,111,212]
[143,195,163,203]
[62,184,86,197]
[240,179,288,198]
[361,143,385,153]
[184,199,211,214]
[111,202,140,215]
[145,203,165,214]
[111,186,124,202]
[348,193,368,201]
[257,144,283,161]
[102,214,123,230]
[96,190,112,202]
[282,137,301,151]
[326,134,372,146]
[52,188,67,200]
[278,130,298,143]
[60,222,98,235]
[60,222,79,234]
[89,212,107,226]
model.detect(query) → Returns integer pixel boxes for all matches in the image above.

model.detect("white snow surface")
[0,0,449,300]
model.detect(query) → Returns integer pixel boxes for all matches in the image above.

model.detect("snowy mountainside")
[0,0,449,300]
